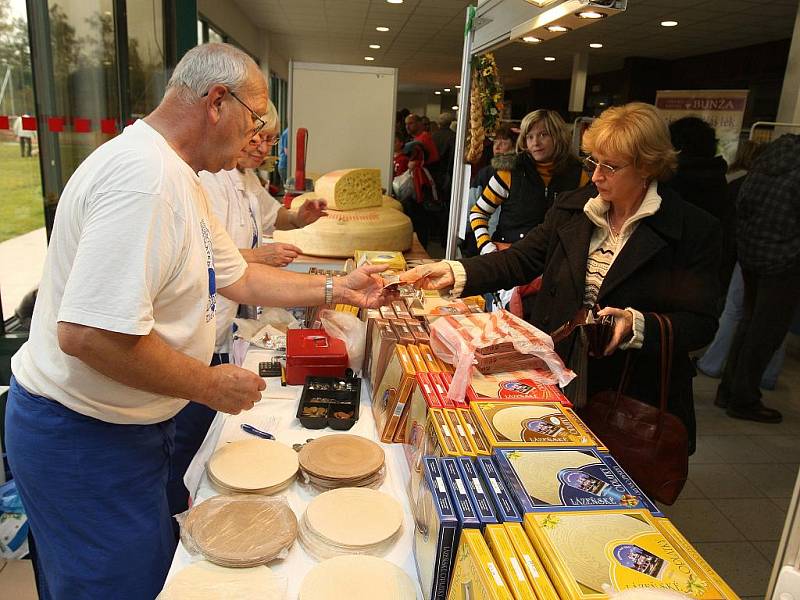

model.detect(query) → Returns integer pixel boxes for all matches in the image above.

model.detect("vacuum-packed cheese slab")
[274,205,412,257]
[313,168,382,210]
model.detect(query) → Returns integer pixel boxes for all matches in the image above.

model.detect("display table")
[288,233,430,267]
[164,345,422,599]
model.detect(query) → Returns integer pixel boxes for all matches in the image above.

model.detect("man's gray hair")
[438,112,455,127]
[167,43,257,100]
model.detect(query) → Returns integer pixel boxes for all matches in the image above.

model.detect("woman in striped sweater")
[470,110,589,255]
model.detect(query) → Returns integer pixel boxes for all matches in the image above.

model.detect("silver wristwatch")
[324,274,334,305]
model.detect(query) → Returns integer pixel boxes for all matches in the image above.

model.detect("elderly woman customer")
[402,102,721,454]
[469,109,588,255]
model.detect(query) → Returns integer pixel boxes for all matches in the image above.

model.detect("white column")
[776,0,800,124]
[569,51,588,114]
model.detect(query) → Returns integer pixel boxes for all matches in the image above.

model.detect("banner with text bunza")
[655,90,749,165]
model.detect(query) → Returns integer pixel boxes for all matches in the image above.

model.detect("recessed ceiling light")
[434,91,441,95]
[525,0,559,6]
[660,20,678,27]
[369,44,381,49]
[364,56,375,61]
[546,25,571,32]
[444,88,451,92]
[452,106,458,110]
[589,43,603,48]
[387,0,403,3]
[544,56,556,62]
[523,36,542,43]
[455,85,461,89]
[376,26,390,32]
[577,11,605,19]
[512,66,523,71]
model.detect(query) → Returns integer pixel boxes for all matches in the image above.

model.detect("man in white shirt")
[5,43,385,600]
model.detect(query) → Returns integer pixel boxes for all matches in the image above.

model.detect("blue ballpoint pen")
[240,423,275,440]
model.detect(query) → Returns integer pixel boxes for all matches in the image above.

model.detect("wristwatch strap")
[324,274,334,305]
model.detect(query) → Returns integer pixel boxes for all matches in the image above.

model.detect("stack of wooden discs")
[182,495,298,567]
[298,487,403,560]
[297,434,385,490]
[207,439,298,495]
[298,555,417,600]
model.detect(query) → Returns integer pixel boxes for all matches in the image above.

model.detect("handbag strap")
[611,312,673,413]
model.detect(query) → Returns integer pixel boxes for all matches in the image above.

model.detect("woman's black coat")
[458,184,721,452]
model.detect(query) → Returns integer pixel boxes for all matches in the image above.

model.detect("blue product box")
[455,456,499,526]
[440,457,480,528]
[474,456,523,523]
[414,456,460,600]
[493,447,662,516]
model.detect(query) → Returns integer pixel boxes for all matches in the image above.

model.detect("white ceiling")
[234,0,800,92]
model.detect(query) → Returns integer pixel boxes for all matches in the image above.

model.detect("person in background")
[461,125,518,258]
[4,43,387,599]
[696,141,785,387]
[277,126,289,185]
[400,102,721,456]
[394,132,410,177]
[420,115,432,133]
[432,112,457,240]
[13,115,35,157]
[403,113,441,247]
[716,134,800,423]
[405,113,440,168]
[667,116,728,223]
[166,101,328,524]
[469,109,588,256]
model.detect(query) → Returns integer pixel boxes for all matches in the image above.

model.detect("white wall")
[397,92,441,119]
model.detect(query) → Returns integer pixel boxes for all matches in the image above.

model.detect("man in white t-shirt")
[5,43,386,600]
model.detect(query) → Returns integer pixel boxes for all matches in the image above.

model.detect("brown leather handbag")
[578,313,689,505]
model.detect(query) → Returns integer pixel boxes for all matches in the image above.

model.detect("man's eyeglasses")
[582,155,629,176]
[203,88,266,136]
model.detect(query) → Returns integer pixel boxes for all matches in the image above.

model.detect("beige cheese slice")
[274,205,412,257]
[290,192,402,213]
[313,168,383,211]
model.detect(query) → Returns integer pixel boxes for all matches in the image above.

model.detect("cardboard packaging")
[475,457,523,524]
[367,319,398,391]
[483,524,537,600]
[441,458,481,529]
[467,370,570,406]
[458,409,492,455]
[502,522,560,600]
[417,343,441,372]
[445,409,477,456]
[371,344,416,442]
[285,329,348,385]
[447,529,514,600]
[493,447,661,516]
[404,373,442,469]
[470,401,606,451]
[524,510,740,599]
[456,457,499,526]
[414,457,459,600]
[391,319,416,345]
[0,559,37,600]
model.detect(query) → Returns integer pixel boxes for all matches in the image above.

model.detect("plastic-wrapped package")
[297,464,386,491]
[320,309,367,372]
[158,561,288,599]
[177,495,297,567]
[429,309,575,404]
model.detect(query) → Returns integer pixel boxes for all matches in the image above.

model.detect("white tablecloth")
[164,346,422,599]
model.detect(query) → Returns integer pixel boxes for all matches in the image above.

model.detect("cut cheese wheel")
[290,192,402,213]
[314,168,382,211]
[274,206,412,258]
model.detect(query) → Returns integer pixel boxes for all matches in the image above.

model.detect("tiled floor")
[659,337,800,599]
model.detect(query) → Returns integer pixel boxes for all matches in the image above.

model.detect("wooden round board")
[298,434,384,480]
[159,561,283,599]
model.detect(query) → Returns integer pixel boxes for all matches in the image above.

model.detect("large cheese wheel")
[290,192,402,213]
[274,206,412,257]
[313,169,382,211]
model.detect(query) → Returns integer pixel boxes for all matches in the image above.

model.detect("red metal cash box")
[285,329,349,385]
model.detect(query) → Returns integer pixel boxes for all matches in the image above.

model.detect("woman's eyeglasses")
[583,155,629,176]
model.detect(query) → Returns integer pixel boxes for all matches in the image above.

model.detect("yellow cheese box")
[428,408,461,457]
[469,401,606,451]
[523,510,741,599]
[371,344,416,443]
[503,522,560,600]
[444,408,476,456]
[393,345,428,443]
[484,524,537,600]
[418,343,442,373]
[457,408,491,456]
[448,528,515,600]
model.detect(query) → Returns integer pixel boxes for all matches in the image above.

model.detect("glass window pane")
[126,0,166,119]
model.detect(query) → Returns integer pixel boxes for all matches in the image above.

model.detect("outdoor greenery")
[0,141,43,242]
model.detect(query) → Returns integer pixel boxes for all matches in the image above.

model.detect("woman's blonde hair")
[263,100,280,137]
[516,109,573,170]
[582,102,678,181]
